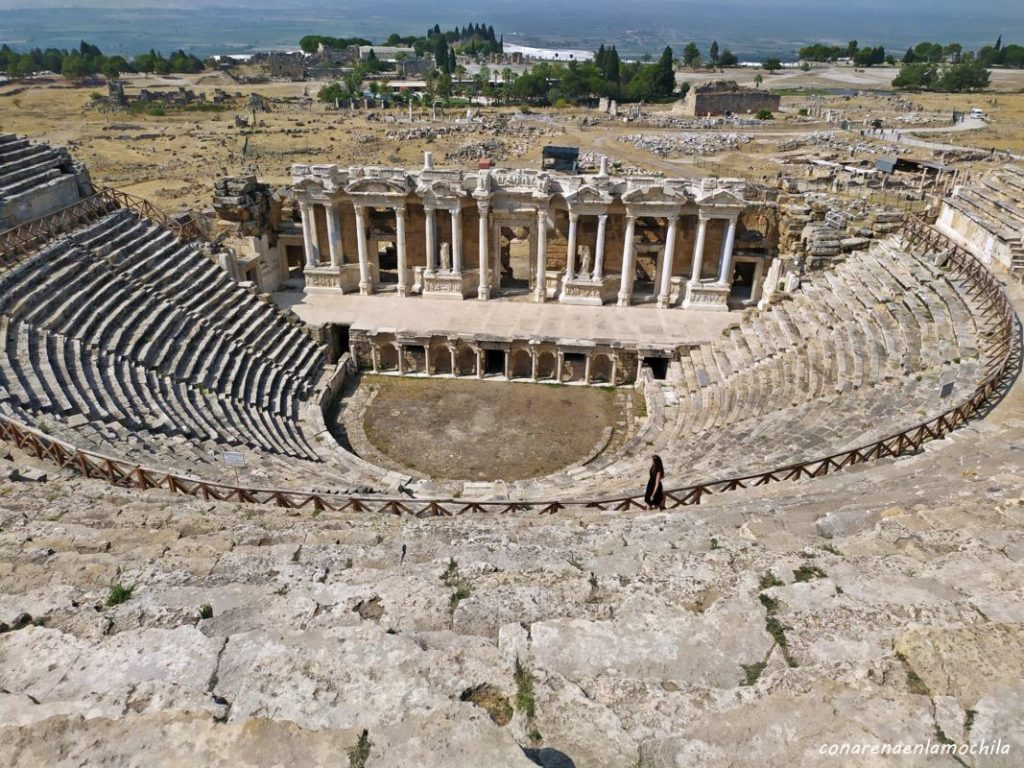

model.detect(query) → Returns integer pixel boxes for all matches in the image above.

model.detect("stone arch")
[563,353,587,383]
[590,353,614,384]
[454,344,477,376]
[430,343,453,375]
[377,342,399,372]
[509,347,532,379]
[402,345,426,374]
[536,350,557,380]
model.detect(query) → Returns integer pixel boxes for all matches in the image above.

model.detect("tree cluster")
[508,45,676,104]
[0,40,205,80]
[298,36,371,54]
[892,59,990,91]
[798,41,860,62]
[901,42,963,63]
[852,46,886,67]
[977,36,1024,68]
[679,41,738,68]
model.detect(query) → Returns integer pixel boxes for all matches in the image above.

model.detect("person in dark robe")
[645,455,665,510]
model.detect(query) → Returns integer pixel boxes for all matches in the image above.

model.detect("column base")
[477,286,491,301]
[656,295,671,309]
[559,277,607,306]
[396,285,410,298]
[682,280,731,311]
[359,281,374,296]
[423,269,478,299]
[616,293,632,308]
[304,264,360,293]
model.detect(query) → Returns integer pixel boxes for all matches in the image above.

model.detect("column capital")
[477,200,491,213]
[597,212,608,222]
[568,211,580,223]
[697,211,713,223]
[393,204,406,215]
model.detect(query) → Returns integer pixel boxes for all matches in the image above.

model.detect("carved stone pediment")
[696,187,746,208]
[621,185,685,206]
[346,176,411,196]
[416,179,468,204]
[564,184,613,207]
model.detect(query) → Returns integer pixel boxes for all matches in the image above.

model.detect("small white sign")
[222,451,246,467]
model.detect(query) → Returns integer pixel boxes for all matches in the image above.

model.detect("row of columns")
[300,200,739,306]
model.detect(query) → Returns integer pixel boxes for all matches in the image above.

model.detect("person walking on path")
[644,455,665,510]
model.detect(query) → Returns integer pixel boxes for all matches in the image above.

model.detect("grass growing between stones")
[348,729,372,768]
[793,564,827,582]
[759,590,798,668]
[513,657,536,720]
[106,583,134,607]
[741,661,767,685]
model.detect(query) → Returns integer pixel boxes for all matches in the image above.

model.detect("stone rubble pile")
[576,151,653,176]
[212,176,281,237]
[619,132,752,157]
[777,189,906,265]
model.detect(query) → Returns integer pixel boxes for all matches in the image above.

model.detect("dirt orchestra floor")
[355,375,633,481]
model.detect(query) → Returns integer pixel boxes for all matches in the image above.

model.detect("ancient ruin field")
[3,65,1023,219]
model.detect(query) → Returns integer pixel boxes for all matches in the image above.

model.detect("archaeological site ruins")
[1,43,1023,765]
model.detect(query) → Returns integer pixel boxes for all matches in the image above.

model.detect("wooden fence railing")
[0,187,202,268]
[0,216,1018,515]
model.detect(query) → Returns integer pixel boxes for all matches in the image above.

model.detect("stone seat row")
[511,239,990,500]
[549,351,978,502]
[69,210,324,387]
[672,246,977,428]
[0,235,314,413]
[0,243,299,411]
[0,317,319,461]
[946,190,1021,243]
[977,178,1024,224]
[0,147,64,191]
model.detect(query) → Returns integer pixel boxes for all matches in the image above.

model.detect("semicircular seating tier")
[0,205,351,483]
[504,234,994,501]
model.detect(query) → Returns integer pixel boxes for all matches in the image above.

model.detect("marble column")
[424,205,437,274]
[565,212,579,281]
[691,215,709,284]
[353,205,372,295]
[477,201,490,300]
[617,214,636,307]
[593,213,608,281]
[325,204,343,268]
[534,208,548,303]
[451,206,463,273]
[299,202,319,268]
[657,216,679,309]
[395,205,408,297]
[717,215,738,286]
